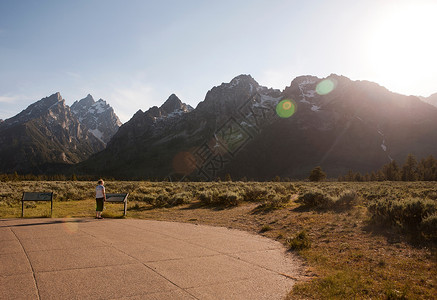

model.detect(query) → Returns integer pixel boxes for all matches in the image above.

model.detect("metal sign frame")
[21,192,54,217]
[105,193,129,216]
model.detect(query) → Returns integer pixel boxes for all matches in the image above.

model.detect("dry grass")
[0,180,436,299]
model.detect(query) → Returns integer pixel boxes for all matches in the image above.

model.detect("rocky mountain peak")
[70,94,121,144]
[160,94,183,114]
[227,74,259,89]
[1,92,66,128]
[41,92,64,106]
[159,94,193,115]
[74,94,95,108]
[197,74,270,118]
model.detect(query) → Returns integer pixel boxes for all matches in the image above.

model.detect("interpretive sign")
[105,193,129,216]
[21,192,54,217]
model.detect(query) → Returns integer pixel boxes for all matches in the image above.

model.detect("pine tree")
[309,166,327,182]
[419,155,437,181]
[383,160,401,181]
[401,153,418,181]
[224,173,232,182]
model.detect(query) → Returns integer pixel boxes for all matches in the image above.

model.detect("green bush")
[217,191,242,206]
[258,194,292,210]
[287,231,311,251]
[299,191,335,209]
[170,192,191,206]
[399,198,436,230]
[243,186,269,202]
[141,192,188,208]
[198,189,218,205]
[153,194,171,208]
[335,190,359,208]
[421,213,437,241]
[197,189,242,207]
[368,197,436,237]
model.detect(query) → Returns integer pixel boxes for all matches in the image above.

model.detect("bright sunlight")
[366,1,437,96]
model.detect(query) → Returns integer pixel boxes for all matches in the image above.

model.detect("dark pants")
[96,198,104,211]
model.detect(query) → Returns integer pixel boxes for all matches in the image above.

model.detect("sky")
[1,0,436,123]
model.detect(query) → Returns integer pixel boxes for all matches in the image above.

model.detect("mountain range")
[1,74,436,179]
[76,74,437,180]
[0,93,120,174]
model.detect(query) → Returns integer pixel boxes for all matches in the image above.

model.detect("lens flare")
[62,218,79,234]
[276,99,296,118]
[172,151,196,175]
[316,79,336,95]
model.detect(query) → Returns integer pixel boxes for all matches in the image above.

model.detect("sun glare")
[366,2,437,95]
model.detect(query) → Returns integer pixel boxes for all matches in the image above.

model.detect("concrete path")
[0,218,300,300]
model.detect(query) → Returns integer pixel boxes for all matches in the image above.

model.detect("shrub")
[421,213,437,241]
[368,197,437,237]
[216,191,242,206]
[335,190,359,208]
[260,225,272,232]
[198,189,218,205]
[142,192,188,208]
[287,231,311,251]
[268,194,291,208]
[142,194,157,204]
[256,194,292,211]
[427,191,437,200]
[243,186,269,202]
[198,189,242,207]
[398,198,436,230]
[153,194,171,208]
[299,191,335,209]
[170,192,191,206]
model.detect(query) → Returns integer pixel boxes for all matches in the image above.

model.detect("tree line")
[0,173,94,182]
[1,154,436,182]
[338,154,437,182]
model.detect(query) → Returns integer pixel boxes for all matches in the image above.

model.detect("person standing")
[95,179,106,219]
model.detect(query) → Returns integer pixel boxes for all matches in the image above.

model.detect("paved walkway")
[0,218,300,300]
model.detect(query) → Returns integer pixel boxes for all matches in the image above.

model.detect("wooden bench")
[22,192,54,217]
[105,193,129,216]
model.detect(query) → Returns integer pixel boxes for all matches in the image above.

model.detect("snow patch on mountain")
[89,128,104,143]
[377,128,393,161]
[311,105,321,112]
[71,95,122,144]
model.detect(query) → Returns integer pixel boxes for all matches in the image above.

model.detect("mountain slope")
[425,93,437,108]
[0,93,105,173]
[77,94,196,177]
[224,75,437,179]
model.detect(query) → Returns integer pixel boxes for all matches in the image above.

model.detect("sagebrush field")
[1,180,436,299]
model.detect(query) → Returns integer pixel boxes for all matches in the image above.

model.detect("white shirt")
[96,185,105,198]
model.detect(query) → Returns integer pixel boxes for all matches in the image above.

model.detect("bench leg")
[22,201,24,217]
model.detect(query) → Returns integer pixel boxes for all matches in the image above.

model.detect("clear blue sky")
[1,0,436,122]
